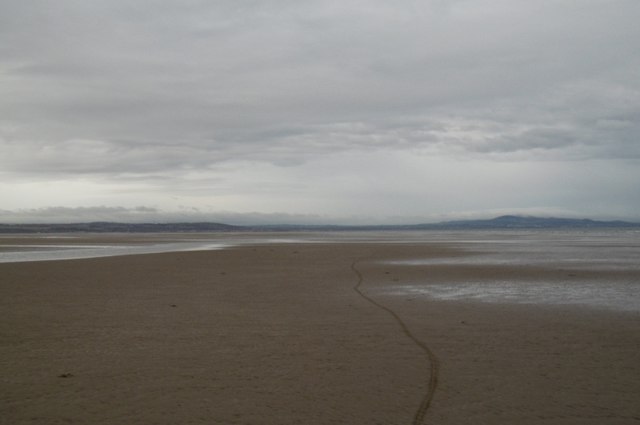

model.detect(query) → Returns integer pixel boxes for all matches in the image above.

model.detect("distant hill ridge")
[0,222,241,234]
[0,215,638,233]
[430,215,637,229]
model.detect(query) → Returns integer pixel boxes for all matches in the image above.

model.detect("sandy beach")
[1,238,639,424]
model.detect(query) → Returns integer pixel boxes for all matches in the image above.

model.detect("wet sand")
[1,241,639,424]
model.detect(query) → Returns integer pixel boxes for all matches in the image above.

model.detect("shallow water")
[0,234,330,263]
[380,229,640,313]
[388,280,640,312]
[0,241,230,263]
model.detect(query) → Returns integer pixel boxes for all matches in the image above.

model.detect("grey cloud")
[0,206,161,224]
[3,2,638,153]
[1,0,639,222]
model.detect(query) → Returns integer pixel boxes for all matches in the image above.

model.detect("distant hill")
[0,216,638,233]
[420,215,640,229]
[0,222,241,234]
[253,216,640,231]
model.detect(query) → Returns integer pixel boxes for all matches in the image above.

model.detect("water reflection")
[379,229,640,313]
[387,280,640,312]
[0,242,229,263]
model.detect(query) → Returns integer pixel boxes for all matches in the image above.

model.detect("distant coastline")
[1,215,639,233]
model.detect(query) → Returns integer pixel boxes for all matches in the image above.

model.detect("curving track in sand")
[350,260,440,425]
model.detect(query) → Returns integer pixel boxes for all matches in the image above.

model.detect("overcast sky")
[1,0,639,224]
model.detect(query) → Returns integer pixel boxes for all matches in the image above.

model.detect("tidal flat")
[1,230,639,424]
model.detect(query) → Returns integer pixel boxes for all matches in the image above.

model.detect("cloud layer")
[1,1,639,222]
